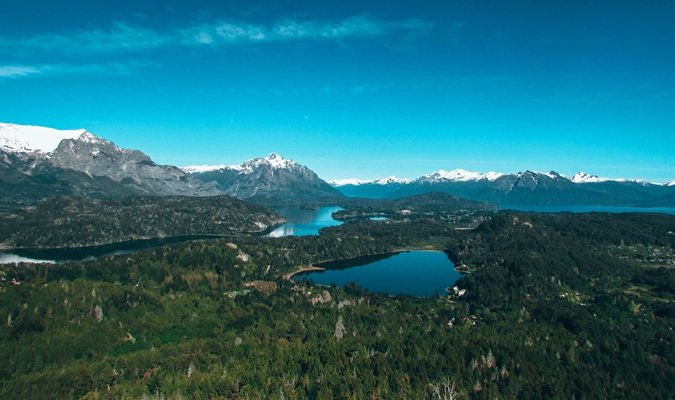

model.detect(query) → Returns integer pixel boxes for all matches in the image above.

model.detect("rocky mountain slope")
[0,123,217,206]
[184,153,344,204]
[3,122,673,207]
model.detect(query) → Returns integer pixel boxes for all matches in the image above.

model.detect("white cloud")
[0,62,150,80]
[0,65,42,78]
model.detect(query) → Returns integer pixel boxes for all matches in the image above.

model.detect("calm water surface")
[267,206,343,237]
[293,250,462,297]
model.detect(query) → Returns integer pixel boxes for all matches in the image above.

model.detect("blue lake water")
[266,206,343,237]
[293,250,462,297]
[0,206,345,264]
[500,205,675,215]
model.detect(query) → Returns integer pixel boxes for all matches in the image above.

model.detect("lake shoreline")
[284,246,447,282]
[288,249,462,297]
[283,265,327,281]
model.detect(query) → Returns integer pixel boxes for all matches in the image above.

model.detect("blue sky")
[1,0,674,181]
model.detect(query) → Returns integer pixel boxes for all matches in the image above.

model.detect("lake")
[0,206,345,264]
[500,205,675,215]
[293,250,462,297]
[0,235,225,264]
[266,206,343,237]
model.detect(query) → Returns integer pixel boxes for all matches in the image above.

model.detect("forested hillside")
[0,196,284,249]
[0,212,673,398]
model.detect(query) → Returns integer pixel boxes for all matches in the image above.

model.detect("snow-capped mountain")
[0,122,217,202]
[182,153,301,175]
[187,153,344,203]
[2,122,673,207]
[334,168,675,206]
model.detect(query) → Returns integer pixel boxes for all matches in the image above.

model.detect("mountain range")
[1,122,674,207]
[331,169,675,206]
[0,123,343,206]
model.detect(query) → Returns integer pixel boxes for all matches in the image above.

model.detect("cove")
[293,250,462,297]
[266,206,343,237]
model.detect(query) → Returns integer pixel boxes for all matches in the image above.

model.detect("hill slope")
[0,196,284,248]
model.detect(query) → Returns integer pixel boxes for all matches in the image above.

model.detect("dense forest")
[0,211,673,398]
[0,196,284,249]
[334,192,494,221]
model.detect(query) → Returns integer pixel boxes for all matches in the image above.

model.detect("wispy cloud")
[1,16,430,56]
[0,62,151,80]
[180,16,429,45]
[0,65,42,78]
[0,16,429,80]
[0,22,170,55]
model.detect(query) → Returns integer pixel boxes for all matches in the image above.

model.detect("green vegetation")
[334,192,494,222]
[0,211,673,399]
[0,196,284,249]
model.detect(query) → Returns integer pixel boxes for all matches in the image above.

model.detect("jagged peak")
[242,153,300,171]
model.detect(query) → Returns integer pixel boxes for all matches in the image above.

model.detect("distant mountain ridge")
[332,169,675,206]
[2,122,673,207]
[331,169,669,187]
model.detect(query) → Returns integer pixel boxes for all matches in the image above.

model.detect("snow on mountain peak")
[243,153,298,171]
[330,178,370,186]
[181,164,230,174]
[423,168,503,182]
[264,152,293,168]
[0,122,89,154]
[183,153,300,175]
[373,176,411,185]
[329,176,411,186]
[571,171,609,183]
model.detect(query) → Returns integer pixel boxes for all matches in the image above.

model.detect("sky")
[1,0,674,182]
